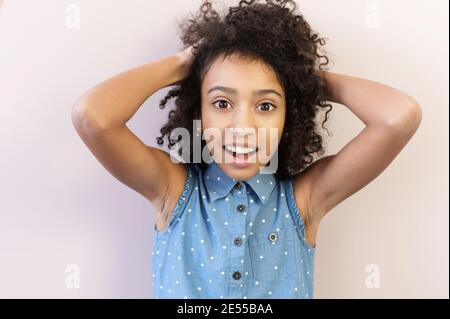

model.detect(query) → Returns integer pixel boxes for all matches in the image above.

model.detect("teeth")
[225,145,256,154]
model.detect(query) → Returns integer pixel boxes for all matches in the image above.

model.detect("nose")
[229,105,255,136]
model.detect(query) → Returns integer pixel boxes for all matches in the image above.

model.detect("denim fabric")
[151,160,316,299]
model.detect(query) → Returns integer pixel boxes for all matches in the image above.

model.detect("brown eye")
[256,102,276,112]
[212,100,231,109]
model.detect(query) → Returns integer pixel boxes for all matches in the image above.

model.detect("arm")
[71,51,193,215]
[295,71,423,236]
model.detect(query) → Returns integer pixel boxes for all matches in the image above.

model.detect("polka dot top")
[151,160,316,299]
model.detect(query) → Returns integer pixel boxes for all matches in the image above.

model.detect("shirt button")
[236,204,246,213]
[232,271,241,280]
[268,232,278,242]
[234,182,243,191]
[234,237,242,246]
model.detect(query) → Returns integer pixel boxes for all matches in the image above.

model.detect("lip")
[222,145,258,167]
[223,144,259,151]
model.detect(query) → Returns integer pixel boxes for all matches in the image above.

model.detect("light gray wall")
[0,0,447,298]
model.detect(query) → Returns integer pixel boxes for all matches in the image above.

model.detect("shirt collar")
[203,161,276,204]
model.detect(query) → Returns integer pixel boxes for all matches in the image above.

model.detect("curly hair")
[156,0,333,180]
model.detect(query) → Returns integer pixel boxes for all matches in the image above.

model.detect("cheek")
[268,129,281,151]
[201,124,225,150]
[274,114,286,143]
[267,116,285,141]
[262,121,284,154]
[201,106,218,130]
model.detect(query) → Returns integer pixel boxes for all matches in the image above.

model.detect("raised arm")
[71,49,194,225]
[294,71,422,246]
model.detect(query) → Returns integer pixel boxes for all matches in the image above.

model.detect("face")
[200,53,286,181]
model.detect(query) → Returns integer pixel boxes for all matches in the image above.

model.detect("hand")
[181,40,202,66]
[176,39,204,82]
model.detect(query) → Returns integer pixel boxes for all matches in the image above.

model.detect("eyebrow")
[207,85,283,99]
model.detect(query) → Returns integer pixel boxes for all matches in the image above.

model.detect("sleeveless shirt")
[151,160,316,299]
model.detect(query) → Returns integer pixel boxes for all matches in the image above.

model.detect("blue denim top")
[151,161,316,299]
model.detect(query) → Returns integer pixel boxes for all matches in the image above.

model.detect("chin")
[216,161,261,181]
[209,146,272,180]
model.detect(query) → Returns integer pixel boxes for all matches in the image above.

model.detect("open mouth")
[222,145,258,163]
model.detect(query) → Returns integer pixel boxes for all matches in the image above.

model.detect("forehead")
[201,54,284,95]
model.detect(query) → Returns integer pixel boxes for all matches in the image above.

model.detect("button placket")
[228,181,248,297]
[233,181,248,218]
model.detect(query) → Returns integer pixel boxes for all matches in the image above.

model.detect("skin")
[200,53,286,181]
[72,45,422,249]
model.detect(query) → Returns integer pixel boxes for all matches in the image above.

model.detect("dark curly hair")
[156,0,333,180]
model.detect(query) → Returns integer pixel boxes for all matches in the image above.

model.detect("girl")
[71,0,422,299]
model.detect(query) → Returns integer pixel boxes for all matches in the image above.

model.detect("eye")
[212,99,232,109]
[256,102,276,112]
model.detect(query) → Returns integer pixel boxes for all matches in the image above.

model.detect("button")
[236,204,246,213]
[268,232,278,242]
[234,182,243,191]
[234,237,242,246]
[232,271,241,280]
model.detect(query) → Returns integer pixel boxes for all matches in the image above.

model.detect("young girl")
[71,0,422,299]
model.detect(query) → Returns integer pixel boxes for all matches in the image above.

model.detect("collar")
[203,161,276,204]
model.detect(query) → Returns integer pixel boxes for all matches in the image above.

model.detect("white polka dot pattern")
[152,161,315,299]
